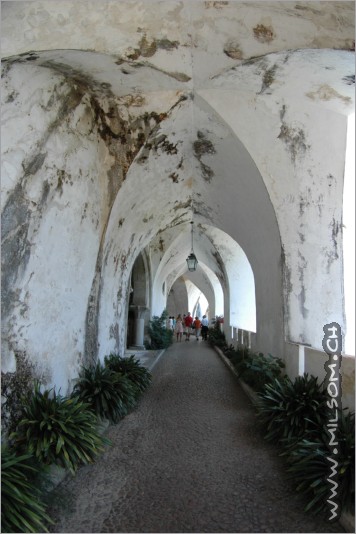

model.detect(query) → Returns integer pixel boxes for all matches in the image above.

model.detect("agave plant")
[10,382,107,474]
[72,361,137,423]
[256,374,328,443]
[1,446,52,532]
[104,354,152,396]
[286,410,355,515]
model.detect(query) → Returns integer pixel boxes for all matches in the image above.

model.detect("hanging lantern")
[186,221,198,271]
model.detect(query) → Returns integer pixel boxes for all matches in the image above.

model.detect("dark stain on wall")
[327,217,341,271]
[22,152,47,176]
[259,63,278,94]
[56,169,65,195]
[278,122,308,164]
[153,134,179,155]
[279,104,287,121]
[280,246,292,329]
[298,232,305,243]
[1,351,37,435]
[193,199,214,220]
[205,1,229,8]
[173,199,192,212]
[193,131,216,182]
[157,38,179,51]
[125,34,179,60]
[342,74,355,85]
[5,90,19,103]
[297,251,309,319]
[212,250,226,286]
[109,322,120,352]
[84,226,107,364]
[223,39,243,60]
[253,24,275,43]
[139,35,157,58]
[40,180,51,205]
[1,184,32,319]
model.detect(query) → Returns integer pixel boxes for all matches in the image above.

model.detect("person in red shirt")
[184,312,193,341]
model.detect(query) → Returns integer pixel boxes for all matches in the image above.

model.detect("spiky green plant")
[10,383,107,474]
[72,361,137,423]
[1,447,53,533]
[104,354,152,397]
[286,410,355,515]
[256,374,328,443]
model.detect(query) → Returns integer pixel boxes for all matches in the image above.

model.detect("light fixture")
[186,221,198,272]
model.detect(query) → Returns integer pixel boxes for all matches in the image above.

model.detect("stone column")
[130,306,147,349]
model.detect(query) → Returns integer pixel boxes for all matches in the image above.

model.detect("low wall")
[284,342,355,411]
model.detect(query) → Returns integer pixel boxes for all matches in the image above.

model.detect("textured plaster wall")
[200,48,354,350]
[1,63,117,389]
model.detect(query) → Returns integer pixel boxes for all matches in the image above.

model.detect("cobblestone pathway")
[48,341,344,533]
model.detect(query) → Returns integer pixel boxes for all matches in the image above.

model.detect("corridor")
[49,342,343,533]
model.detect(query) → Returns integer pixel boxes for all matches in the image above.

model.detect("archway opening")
[127,252,149,349]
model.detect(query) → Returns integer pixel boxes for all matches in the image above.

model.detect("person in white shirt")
[201,315,209,340]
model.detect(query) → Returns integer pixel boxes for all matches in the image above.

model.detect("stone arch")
[95,85,283,359]
[126,251,151,349]
[197,48,354,351]
[2,43,353,400]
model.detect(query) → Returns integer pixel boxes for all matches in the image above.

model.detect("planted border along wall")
[225,328,355,412]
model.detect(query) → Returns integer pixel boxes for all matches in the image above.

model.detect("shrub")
[104,354,152,397]
[286,410,355,515]
[72,361,137,423]
[207,322,226,349]
[256,374,328,444]
[146,310,173,349]
[1,447,52,533]
[234,351,285,392]
[10,382,107,474]
[222,344,237,359]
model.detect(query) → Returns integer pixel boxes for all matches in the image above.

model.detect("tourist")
[201,315,209,340]
[184,312,193,341]
[193,316,201,340]
[175,314,184,342]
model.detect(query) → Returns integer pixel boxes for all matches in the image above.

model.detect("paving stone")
[48,341,345,533]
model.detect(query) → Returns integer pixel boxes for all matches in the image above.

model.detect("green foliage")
[207,322,226,348]
[146,310,173,349]
[1,447,53,533]
[10,383,107,474]
[104,354,152,397]
[234,351,285,392]
[257,374,328,444]
[72,361,137,423]
[285,410,355,515]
